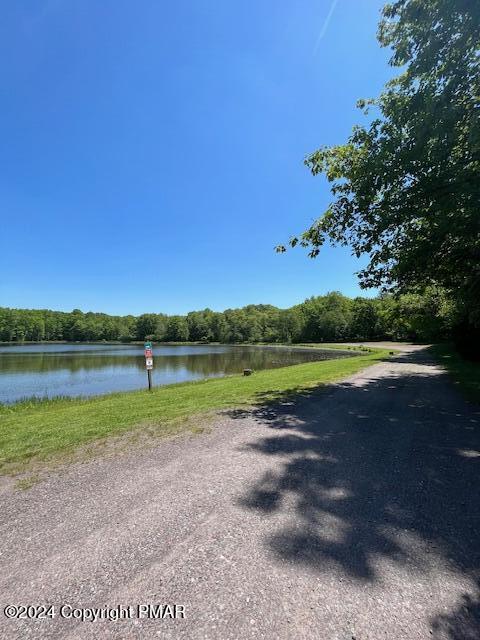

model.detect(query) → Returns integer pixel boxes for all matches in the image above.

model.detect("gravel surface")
[1,345,479,639]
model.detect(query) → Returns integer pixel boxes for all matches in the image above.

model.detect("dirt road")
[1,346,479,639]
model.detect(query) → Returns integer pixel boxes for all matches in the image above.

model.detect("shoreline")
[0,339,413,347]
[0,342,372,407]
[0,348,390,477]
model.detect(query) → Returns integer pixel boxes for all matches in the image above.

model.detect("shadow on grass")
[227,347,480,636]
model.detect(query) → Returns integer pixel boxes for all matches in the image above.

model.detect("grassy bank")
[0,348,388,475]
[430,344,480,404]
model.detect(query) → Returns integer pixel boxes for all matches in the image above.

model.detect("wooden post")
[147,368,152,391]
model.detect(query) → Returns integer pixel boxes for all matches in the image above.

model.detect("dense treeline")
[0,289,456,344]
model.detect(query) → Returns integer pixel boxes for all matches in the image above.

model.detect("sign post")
[144,341,153,391]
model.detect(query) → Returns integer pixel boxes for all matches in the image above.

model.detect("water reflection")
[0,344,354,403]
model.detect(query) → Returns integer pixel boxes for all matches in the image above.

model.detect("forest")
[0,288,456,344]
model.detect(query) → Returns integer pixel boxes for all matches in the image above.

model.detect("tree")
[165,316,189,342]
[299,293,353,342]
[187,311,214,342]
[135,314,158,340]
[210,313,229,342]
[118,316,136,342]
[350,298,382,340]
[277,309,302,343]
[278,0,480,326]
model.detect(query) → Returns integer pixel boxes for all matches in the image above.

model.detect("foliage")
[278,0,480,326]
[0,289,455,345]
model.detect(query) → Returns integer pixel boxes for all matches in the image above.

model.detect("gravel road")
[1,345,479,639]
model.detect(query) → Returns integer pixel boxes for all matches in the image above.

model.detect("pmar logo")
[137,604,185,619]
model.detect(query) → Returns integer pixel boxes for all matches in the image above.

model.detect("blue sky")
[0,0,393,316]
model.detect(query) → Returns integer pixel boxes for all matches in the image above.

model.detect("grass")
[295,343,377,352]
[0,348,389,476]
[256,342,375,351]
[430,343,480,404]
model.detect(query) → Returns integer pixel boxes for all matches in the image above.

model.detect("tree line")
[0,289,456,344]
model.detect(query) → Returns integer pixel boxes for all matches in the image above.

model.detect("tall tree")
[135,314,158,340]
[278,0,480,326]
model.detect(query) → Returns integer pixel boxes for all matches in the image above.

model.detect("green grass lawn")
[0,348,389,475]
[430,344,480,404]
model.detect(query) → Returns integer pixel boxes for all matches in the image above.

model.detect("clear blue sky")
[0,0,393,316]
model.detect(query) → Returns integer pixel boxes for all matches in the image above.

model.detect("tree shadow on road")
[227,349,480,636]
[430,580,480,640]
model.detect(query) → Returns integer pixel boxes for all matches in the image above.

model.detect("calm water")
[0,343,354,403]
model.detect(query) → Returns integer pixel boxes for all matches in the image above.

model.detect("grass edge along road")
[430,343,480,404]
[0,348,389,476]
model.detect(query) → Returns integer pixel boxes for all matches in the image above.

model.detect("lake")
[0,343,355,404]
